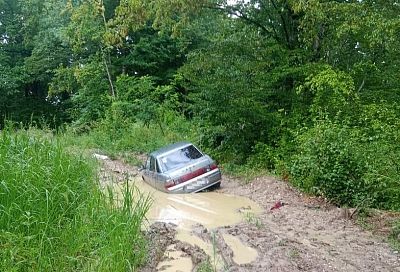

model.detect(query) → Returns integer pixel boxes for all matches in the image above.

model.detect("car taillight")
[165,177,184,189]
[209,163,218,170]
[165,180,176,189]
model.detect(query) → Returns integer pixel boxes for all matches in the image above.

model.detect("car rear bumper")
[166,168,222,193]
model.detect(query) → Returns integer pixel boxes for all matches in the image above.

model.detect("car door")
[147,156,157,188]
[156,157,170,191]
[142,156,154,186]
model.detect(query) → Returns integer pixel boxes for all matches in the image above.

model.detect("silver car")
[141,142,222,193]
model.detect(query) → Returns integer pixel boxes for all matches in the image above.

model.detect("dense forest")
[1,0,399,209]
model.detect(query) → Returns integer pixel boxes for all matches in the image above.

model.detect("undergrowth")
[0,126,151,271]
[289,119,400,210]
[60,115,198,159]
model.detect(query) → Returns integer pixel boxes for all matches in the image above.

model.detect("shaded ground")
[97,155,400,272]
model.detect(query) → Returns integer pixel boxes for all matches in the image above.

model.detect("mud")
[129,179,262,231]
[222,233,258,265]
[98,156,400,272]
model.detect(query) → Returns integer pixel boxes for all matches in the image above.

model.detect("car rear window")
[160,145,203,172]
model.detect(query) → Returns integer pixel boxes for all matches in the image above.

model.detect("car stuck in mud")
[141,142,221,193]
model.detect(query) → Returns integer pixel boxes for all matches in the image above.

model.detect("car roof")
[150,141,192,158]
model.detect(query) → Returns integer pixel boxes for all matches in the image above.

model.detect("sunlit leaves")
[298,65,357,119]
[66,1,105,54]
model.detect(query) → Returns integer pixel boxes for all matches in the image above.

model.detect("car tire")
[210,182,221,190]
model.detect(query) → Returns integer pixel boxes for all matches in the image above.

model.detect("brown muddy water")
[114,177,262,270]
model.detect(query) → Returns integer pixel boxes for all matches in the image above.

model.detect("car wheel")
[210,182,221,190]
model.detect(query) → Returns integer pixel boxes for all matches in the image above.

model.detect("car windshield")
[159,145,203,172]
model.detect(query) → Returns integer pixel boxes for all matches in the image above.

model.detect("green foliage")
[289,107,400,210]
[70,55,112,124]
[0,0,72,128]
[290,121,368,206]
[298,65,358,119]
[244,212,264,229]
[246,143,277,170]
[180,16,303,159]
[114,27,187,82]
[49,66,78,96]
[355,104,400,210]
[114,74,182,126]
[66,0,105,54]
[197,259,215,272]
[294,0,400,101]
[61,114,198,158]
[0,126,151,271]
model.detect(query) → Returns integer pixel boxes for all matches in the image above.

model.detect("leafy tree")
[0,0,69,127]
[293,0,400,102]
[114,27,186,84]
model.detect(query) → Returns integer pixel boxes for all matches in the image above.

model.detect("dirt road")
[98,156,400,272]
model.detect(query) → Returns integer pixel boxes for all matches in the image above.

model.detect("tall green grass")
[0,126,151,271]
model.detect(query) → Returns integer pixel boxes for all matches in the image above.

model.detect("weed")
[221,163,268,183]
[277,239,288,247]
[244,212,264,229]
[197,259,214,272]
[288,248,300,259]
[59,119,199,160]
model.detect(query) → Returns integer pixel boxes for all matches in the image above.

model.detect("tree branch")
[271,0,291,48]
[210,4,272,37]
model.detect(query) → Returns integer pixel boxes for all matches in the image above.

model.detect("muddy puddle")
[115,177,262,270]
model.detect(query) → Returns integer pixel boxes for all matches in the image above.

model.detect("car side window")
[149,156,156,172]
[156,159,161,173]
[145,157,150,169]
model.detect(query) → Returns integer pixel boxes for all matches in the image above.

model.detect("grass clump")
[0,126,151,271]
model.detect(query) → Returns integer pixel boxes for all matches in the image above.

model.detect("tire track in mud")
[97,155,400,272]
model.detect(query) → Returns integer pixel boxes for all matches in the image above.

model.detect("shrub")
[246,142,277,170]
[289,110,400,210]
[289,122,368,206]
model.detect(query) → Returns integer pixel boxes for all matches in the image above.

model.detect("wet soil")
[97,155,400,272]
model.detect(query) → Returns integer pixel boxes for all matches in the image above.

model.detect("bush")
[289,122,368,206]
[355,103,400,210]
[246,143,277,170]
[289,110,400,210]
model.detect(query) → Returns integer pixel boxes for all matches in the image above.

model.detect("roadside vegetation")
[0,125,151,271]
[1,0,400,261]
